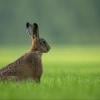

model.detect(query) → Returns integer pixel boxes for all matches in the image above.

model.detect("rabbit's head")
[26,22,50,53]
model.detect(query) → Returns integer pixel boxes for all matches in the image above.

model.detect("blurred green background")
[0,0,100,46]
[0,0,100,100]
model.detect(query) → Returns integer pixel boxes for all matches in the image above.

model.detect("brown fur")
[0,23,50,82]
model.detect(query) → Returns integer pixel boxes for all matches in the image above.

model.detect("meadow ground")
[0,46,100,100]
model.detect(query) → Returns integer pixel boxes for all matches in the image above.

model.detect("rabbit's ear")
[33,23,39,38]
[26,22,33,36]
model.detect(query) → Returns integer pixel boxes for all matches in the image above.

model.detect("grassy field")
[0,46,100,100]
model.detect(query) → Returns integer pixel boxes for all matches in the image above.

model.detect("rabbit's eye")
[42,40,46,44]
[40,39,47,46]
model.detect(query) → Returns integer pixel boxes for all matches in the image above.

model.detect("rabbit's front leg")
[31,56,42,83]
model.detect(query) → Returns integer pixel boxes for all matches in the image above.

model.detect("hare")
[0,22,50,82]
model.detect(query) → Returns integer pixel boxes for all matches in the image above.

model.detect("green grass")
[0,46,100,100]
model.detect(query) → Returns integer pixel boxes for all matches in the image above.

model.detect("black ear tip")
[26,22,30,28]
[33,23,38,27]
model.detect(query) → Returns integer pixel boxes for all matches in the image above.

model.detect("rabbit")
[0,22,50,82]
